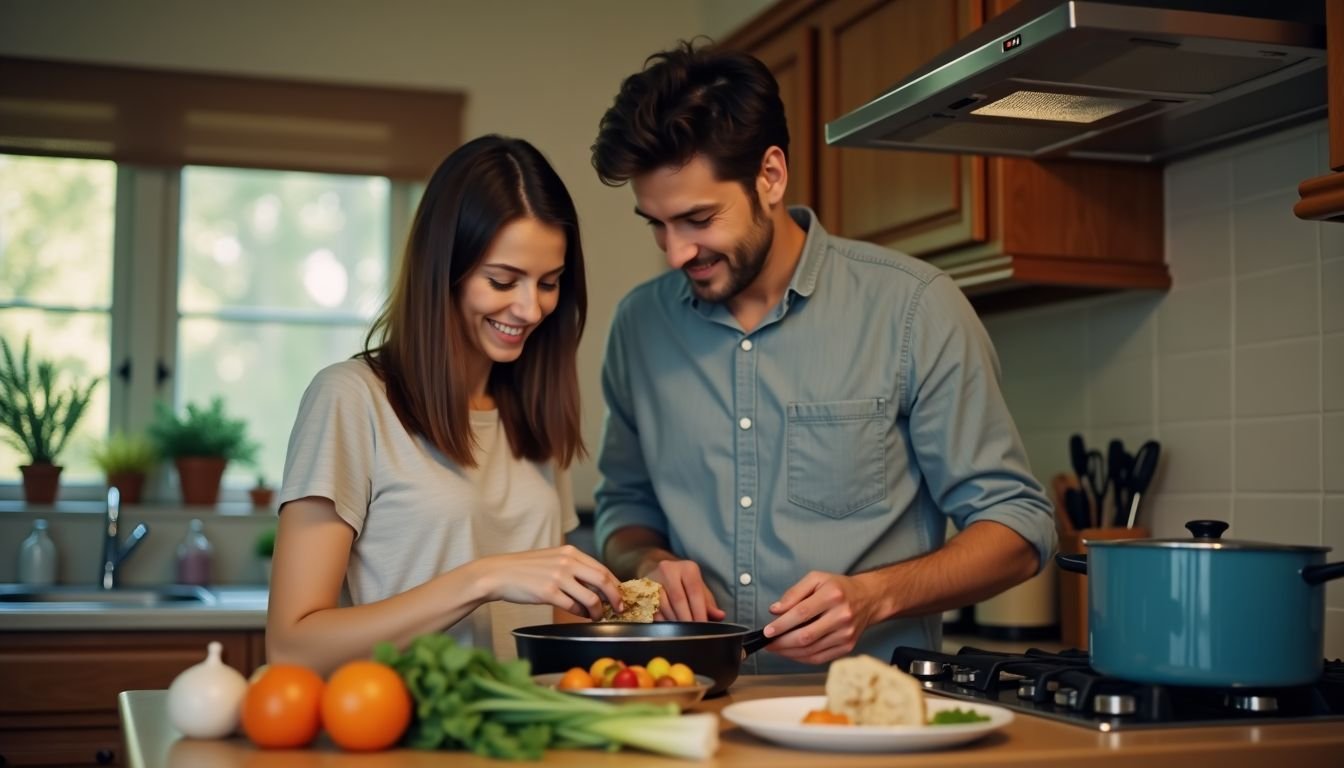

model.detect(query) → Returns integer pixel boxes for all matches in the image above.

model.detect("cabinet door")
[751,25,820,212]
[818,0,987,256]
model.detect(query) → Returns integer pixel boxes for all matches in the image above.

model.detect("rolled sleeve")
[905,276,1057,572]
[593,300,669,556]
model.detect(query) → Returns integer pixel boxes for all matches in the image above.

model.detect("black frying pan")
[512,622,771,696]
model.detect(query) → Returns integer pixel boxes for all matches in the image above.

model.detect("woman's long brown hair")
[358,135,587,468]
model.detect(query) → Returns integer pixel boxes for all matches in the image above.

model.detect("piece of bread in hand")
[601,578,661,622]
[824,654,927,726]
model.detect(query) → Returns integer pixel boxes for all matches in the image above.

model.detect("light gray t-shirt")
[280,359,578,660]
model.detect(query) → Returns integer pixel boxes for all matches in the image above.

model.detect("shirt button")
[740,496,753,508]
[740,339,753,351]
[739,572,752,586]
[739,417,752,430]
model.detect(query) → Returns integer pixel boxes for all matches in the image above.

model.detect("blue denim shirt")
[595,208,1056,673]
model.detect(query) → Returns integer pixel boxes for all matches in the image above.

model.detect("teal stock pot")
[1056,520,1344,688]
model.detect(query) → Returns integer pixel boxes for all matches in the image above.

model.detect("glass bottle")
[176,519,213,586]
[18,518,58,585]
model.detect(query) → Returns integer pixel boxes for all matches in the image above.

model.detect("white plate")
[721,695,1013,753]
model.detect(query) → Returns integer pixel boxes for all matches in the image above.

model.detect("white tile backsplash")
[1235,417,1320,493]
[1233,495,1322,547]
[1232,131,1320,203]
[986,121,1344,656]
[1157,279,1231,355]
[1233,190,1320,275]
[1167,207,1232,286]
[1233,338,1319,417]
[1159,351,1231,422]
[1235,265,1319,344]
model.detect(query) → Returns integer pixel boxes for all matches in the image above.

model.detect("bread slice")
[601,578,661,622]
[824,654,927,726]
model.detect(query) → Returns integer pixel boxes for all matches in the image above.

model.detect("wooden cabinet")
[0,630,266,767]
[1295,0,1344,223]
[721,0,1169,312]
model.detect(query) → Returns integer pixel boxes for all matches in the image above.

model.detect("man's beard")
[684,205,774,304]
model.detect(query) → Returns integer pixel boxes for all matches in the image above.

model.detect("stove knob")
[907,660,945,678]
[1093,694,1136,716]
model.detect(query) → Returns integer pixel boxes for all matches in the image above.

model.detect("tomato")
[655,675,681,688]
[611,668,640,689]
[240,664,324,749]
[666,663,695,687]
[645,656,671,680]
[556,667,595,690]
[320,660,412,752]
[588,657,619,679]
[627,665,656,689]
[599,662,625,687]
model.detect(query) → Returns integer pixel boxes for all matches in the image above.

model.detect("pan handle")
[1302,561,1344,585]
[741,628,770,655]
[1055,553,1088,574]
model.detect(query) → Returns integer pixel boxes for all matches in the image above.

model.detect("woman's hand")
[472,545,625,620]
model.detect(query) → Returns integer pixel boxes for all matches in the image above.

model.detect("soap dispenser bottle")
[176,519,213,586]
[18,518,58,586]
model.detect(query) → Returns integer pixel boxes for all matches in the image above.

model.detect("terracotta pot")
[175,457,228,505]
[19,463,62,505]
[248,486,275,509]
[106,471,147,505]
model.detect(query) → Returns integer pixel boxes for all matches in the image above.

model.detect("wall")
[983,121,1344,656]
[699,0,780,40]
[0,0,705,507]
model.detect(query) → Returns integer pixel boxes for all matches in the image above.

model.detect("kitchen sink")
[0,584,216,608]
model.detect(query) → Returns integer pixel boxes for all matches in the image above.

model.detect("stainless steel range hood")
[825,0,1328,162]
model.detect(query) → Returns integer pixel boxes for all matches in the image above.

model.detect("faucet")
[101,486,149,589]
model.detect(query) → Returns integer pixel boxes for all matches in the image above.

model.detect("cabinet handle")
[95,748,115,765]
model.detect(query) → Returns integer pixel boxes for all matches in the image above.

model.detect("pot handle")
[1186,520,1229,539]
[1055,553,1088,574]
[1302,561,1344,586]
[741,628,770,655]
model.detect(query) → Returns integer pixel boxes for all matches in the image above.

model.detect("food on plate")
[929,708,992,725]
[802,709,852,725]
[320,660,412,751]
[819,654,927,726]
[240,663,325,749]
[558,656,698,690]
[602,577,661,622]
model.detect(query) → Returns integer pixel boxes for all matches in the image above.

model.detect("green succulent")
[0,335,100,465]
[147,397,258,463]
[89,431,158,474]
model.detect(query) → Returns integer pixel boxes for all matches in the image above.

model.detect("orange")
[240,664,325,749]
[320,660,412,752]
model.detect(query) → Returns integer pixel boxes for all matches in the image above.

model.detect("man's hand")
[641,558,727,622]
[761,570,886,665]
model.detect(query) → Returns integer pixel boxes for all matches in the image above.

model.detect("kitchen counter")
[119,674,1344,768]
[0,586,268,630]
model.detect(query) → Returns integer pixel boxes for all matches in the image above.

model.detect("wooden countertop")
[120,674,1344,768]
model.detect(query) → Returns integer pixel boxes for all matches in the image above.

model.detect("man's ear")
[757,146,789,208]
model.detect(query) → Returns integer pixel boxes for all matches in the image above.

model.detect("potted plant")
[148,397,257,506]
[249,473,275,509]
[0,336,100,504]
[89,431,157,504]
[255,526,276,583]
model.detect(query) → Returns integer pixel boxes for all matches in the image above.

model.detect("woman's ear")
[757,146,789,209]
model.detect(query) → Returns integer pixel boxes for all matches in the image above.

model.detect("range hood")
[825,0,1328,162]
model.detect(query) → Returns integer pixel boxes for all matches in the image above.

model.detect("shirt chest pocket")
[786,398,887,519]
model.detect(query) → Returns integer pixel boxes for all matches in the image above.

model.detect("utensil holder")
[1059,526,1149,649]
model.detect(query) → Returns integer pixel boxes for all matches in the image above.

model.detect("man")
[590,42,1055,673]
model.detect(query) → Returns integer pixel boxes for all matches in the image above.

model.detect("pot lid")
[1086,519,1331,553]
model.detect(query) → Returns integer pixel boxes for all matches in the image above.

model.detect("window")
[0,154,410,500]
[0,155,116,484]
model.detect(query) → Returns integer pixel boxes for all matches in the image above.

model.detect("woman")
[266,135,623,674]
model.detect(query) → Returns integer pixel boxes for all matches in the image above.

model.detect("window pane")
[179,166,389,316]
[177,318,368,486]
[0,308,110,482]
[0,155,115,307]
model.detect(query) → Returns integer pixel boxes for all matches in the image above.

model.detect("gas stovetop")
[892,646,1344,731]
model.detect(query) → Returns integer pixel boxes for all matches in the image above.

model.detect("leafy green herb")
[375,634,718,760]
[929,707,991,725]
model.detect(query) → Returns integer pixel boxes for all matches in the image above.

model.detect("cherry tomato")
[611,668,640,688]
[557,667,595,690]
[654,675,681,688]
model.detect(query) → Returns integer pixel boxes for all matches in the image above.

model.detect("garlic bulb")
[167,641,248,739]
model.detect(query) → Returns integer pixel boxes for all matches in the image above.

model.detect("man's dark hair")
[592,40,789,192]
